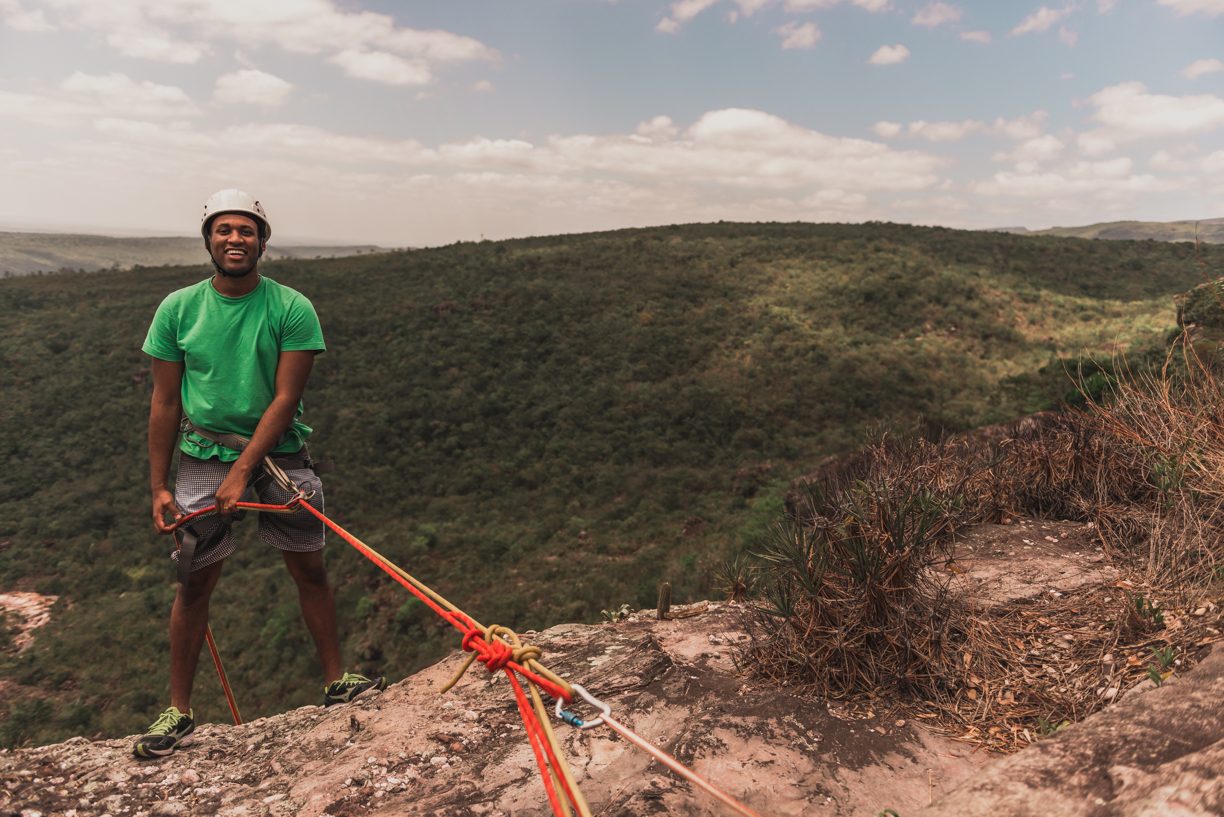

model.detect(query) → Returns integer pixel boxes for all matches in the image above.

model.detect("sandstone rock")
[1,605,991,816]
[918,644,1224,817]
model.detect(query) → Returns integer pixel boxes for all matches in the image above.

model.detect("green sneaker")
[132,706,194,758]
[324,672,387,706]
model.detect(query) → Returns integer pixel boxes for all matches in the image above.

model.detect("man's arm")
[213,350,316,514]
[150,358,185,534]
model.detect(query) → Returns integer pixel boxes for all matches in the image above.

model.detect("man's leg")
[282,549,343,684]
[170,558,226,712]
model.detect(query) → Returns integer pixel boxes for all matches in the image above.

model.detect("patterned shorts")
[172,448,326,574]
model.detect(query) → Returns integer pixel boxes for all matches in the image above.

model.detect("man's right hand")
[153,489,182,535]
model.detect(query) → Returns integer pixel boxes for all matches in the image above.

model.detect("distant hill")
[0,231,386,276]
[997,218,1224,244]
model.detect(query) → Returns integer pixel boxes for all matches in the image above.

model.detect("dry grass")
[737,348,1224,752]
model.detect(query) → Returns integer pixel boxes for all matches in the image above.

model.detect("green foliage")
[1036,715,1069,738]
[1126,591,1166,627]
[0,222,1211,747]
[599,604,631,623]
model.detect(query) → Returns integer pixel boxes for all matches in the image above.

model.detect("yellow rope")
[344,537,589,815]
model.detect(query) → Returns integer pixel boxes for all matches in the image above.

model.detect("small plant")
[1147,646,1177,686]
[1125,590,1165,627]
[715,553,756,603]
[1036,715,1069,738]
[600,603,631,624]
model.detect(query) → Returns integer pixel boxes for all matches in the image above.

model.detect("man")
[134,189,384,758]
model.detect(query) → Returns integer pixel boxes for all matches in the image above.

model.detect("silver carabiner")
[554,683,610,730]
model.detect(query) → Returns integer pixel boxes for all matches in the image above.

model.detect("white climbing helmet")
[201,189,271,241]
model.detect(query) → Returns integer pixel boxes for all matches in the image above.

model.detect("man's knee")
[284,550,330,589]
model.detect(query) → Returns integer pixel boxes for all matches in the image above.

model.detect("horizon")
[1,1,1222,245]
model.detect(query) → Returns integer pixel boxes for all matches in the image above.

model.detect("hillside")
[1031,217,1224,243]
[0,231,385,276]
[2,221,1221,749]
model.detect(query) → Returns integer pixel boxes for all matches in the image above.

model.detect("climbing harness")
[167,493,764,817]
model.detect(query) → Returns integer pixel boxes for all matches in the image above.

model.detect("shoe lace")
[147,709,184,736]
[336,672,370,689]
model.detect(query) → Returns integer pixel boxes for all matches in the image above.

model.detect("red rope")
[167,498,578,817]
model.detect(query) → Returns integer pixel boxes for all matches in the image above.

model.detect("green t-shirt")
[142,276,326,462]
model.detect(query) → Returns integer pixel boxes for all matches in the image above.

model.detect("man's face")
[207,213,264,275]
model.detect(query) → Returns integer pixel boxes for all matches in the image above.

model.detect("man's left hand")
[215,467,250,515]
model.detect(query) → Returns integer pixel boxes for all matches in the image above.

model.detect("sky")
[0,0,1222,246]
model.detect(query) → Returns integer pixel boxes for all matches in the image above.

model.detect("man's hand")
[214,465,251,516]
[153,488,182,535]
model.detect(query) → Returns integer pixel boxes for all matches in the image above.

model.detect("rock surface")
[918,643,1224,817]
[1,604,992,817]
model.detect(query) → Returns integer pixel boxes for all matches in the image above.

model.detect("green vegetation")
[1,220,1218,747]
[0,231,384,277]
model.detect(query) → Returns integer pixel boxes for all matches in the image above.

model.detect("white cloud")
[0,0,53,30]
[871,121,903,138]
[873,112,1048,143]
[972,158,1175,199]
[960,30,991,43]
[1011,6,1071,35]
[902,119,985,141]
[212,70,293,108]
[1157,0,1224,16]
[990,111,1049,140]
[60,108,948,196]
[23,0,496,85]
[635,115,680,140]
[1149,146,1224,173]
[328,49,432,86]
[775,20,820,48]
[991,134,1065,163]
[0,72,200,126]
[473,80,495,93]
[1182,58,1224,80]
[911,2,961,27]
[1058,26,1077,45]
[658,0,887,31]
[868,44,910,65]
[1078,81,1224,155]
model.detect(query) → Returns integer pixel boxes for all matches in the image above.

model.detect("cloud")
[1077,81,1224,155]
[1182,58,1224,80]
[1097,0,1117,10]
[871,121,903,138]
[960,30,991,42]
[1011,6,1071,35]
[1149,146,1224,173]
[657,0,887,32]
[867,44,910,65]
[328,49,432,86]
[58,107,948,197]
[23,0,497,85]
[775,20,820,48]
[212,70,293,107]
[972,158,1176,199]
[0,71,201,126]
[911,2,961,27]
[872,112,1048,143]
[991,134,1065,163]
[1157,0,1224,16]
[0,0,53,30]
[1058,26,1077,45]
